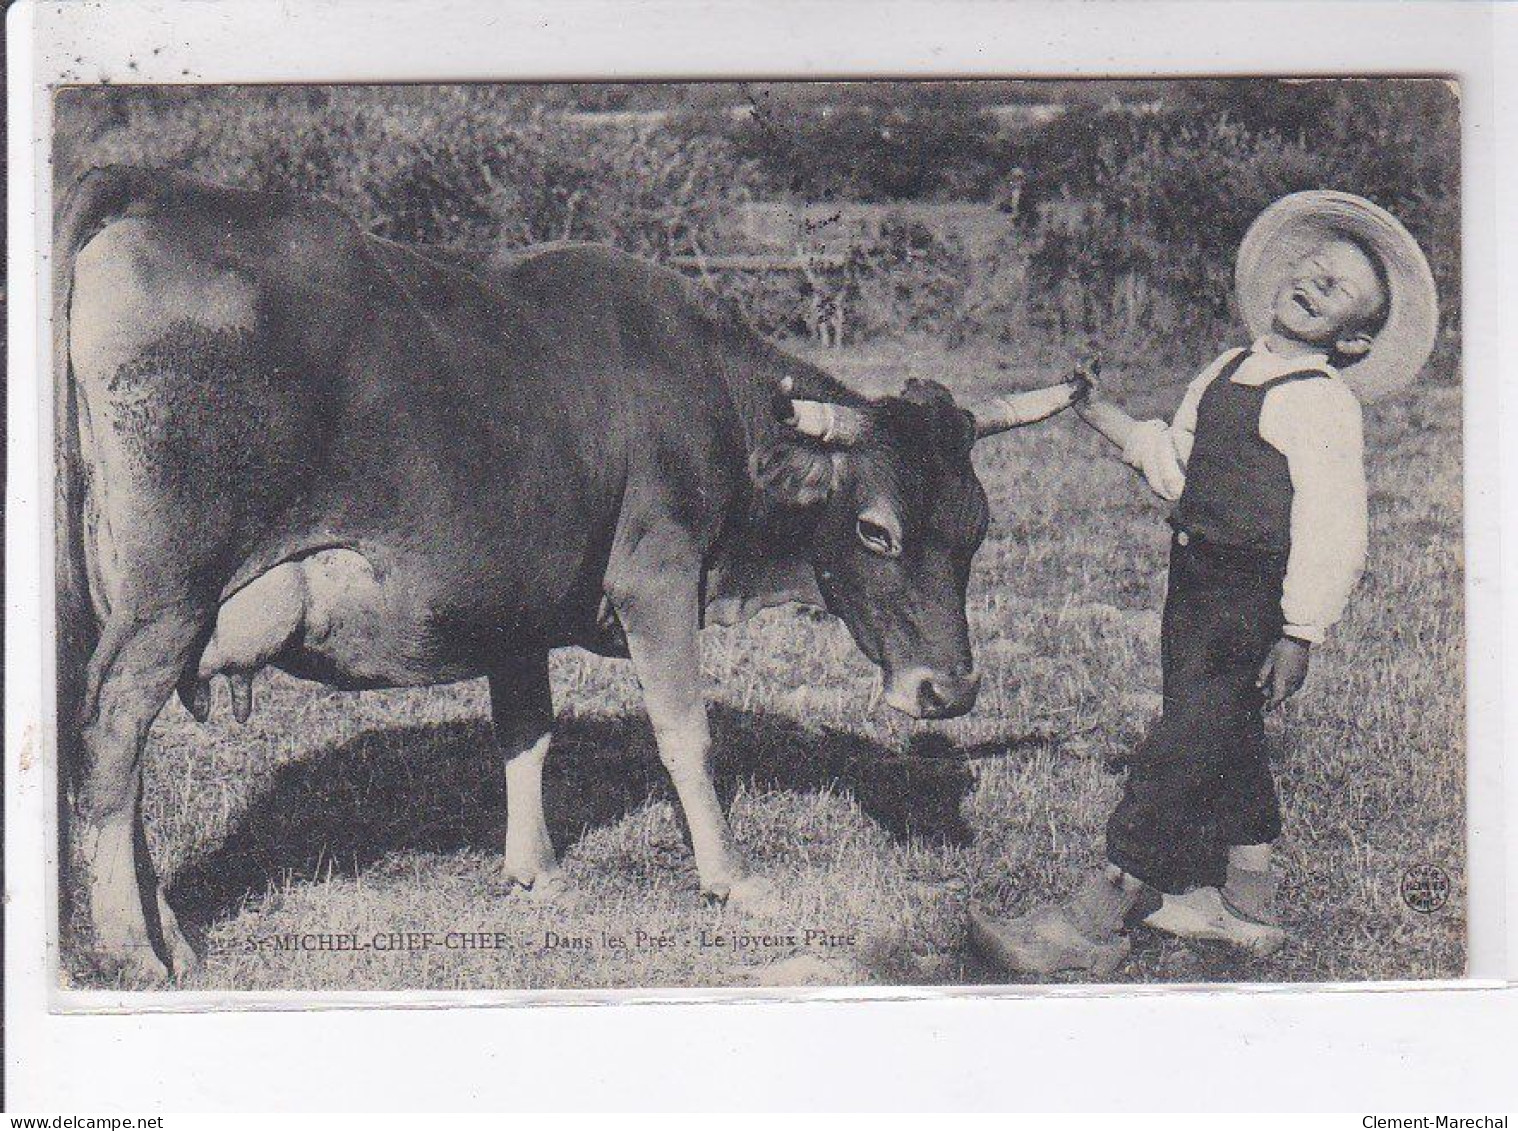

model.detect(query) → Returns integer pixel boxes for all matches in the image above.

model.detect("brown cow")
[55,166,1085,982]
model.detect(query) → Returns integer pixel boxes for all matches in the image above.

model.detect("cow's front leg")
[609,565,774,909]
[489,653,563,899]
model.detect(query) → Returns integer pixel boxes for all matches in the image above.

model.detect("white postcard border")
[7,0,1514,1111]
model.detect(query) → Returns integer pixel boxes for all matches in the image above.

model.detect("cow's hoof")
[706,874,782,916]
[122,951,172,987]
[504,868,570,904]
[94,943,171,988]
[156,891,201,977]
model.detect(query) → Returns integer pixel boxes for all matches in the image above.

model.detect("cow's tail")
[53,166,167,798]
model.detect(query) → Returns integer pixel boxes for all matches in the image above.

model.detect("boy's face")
[1270,238,1387,357]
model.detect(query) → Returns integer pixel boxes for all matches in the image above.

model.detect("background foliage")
[1009,81,1460,355]
[58,79,1458,370]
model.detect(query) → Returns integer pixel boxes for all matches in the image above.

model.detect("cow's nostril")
[883,669,978,719]
[919,680,949,714]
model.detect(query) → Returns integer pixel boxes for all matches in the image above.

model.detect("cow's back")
[490,243,793,533]
[64,176,814,673]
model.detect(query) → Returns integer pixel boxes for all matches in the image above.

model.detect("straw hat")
[1235,190,1439,402]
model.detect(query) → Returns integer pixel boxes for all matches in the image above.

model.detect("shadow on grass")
[167,705,981,930]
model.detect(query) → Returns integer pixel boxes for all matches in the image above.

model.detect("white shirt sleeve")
[1258,379,1369,643]
[1119,351,1241,501]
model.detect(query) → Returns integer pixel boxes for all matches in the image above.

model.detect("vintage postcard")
[47,77,1465,997]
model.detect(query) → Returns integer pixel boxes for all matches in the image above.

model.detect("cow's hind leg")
[491,653,564,899]
[67,218,293,981]
[74,600,209,983]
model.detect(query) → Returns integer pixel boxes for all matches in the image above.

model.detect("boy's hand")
[1256,637,1311,709]
[1071,355,1102,411]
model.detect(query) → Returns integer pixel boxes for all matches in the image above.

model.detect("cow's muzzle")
[883,666,981,720]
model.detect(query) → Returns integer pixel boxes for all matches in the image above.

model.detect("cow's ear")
[750,439,841,512]
[948,407,978,462]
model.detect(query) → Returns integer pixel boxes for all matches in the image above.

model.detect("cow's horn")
[970,379,1087,439]
[787,399,867,446]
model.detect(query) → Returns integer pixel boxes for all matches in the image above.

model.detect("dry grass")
[89,333,1466,994]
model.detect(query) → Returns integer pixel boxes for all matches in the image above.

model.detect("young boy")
[970,191,1439,976]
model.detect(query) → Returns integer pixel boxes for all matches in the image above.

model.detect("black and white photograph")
[46,75,1465,997]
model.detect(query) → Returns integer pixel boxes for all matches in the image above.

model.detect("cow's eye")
[856,515,902,558]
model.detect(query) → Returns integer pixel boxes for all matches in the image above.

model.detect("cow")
[54,166,1087,983]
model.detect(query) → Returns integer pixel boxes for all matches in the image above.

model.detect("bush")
[711,85,1009,202]
[681,214,976,345]
[842,214,975,341]
[1012,80,1461,364]
[57,85,755,260]
[54,80,1460,367]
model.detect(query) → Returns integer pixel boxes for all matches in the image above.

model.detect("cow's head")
[751,369,1087,720]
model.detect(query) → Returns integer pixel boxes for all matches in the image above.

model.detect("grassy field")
[103,333,1465,994]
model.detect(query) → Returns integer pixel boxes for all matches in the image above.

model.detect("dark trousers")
[1105,533,1286,894]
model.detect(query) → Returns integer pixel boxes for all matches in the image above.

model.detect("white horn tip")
[790,399,838,442]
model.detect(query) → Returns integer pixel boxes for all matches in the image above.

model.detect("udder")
[179,548,448,723]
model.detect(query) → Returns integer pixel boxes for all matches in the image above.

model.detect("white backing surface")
[6,0,1514,1111]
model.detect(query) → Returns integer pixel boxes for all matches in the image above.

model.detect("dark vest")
[1172,349,1329,556]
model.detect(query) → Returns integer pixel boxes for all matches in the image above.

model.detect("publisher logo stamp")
[1400,864,1451,914]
